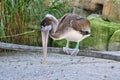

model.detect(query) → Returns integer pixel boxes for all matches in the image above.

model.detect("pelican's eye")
[44,23,46,26]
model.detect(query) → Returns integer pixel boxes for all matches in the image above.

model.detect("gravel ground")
[0,51,120,80]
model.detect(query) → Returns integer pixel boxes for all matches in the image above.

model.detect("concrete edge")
[0,42,120,61]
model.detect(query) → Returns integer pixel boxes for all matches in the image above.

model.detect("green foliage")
[52,40,66,47]
[0,20,6,37]
[108,29,120,50]
[44,0,72,18]
[110,30,120,42]
[0,0,72,46]
[52,40,77,48]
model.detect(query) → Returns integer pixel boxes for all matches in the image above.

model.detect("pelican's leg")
[71,42,79,56]
[63,40,70,55]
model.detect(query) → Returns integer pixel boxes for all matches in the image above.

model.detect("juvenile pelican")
[40,13,91,63]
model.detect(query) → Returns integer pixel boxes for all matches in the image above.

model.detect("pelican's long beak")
[41,25,52,64]
[41,31,49,64]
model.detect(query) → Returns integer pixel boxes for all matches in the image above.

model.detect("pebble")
[30,63,33,65]
[61,69,64,72]
[104,75,107,78]
[77,59,81,63]
[14,66,17,69]
[50,71,54,74]
[111,66,114,69]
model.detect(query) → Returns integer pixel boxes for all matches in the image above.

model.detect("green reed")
[0,0,72,46]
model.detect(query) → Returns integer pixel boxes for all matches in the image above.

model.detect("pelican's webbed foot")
[63,47,79,56]
[71,48,79,56]
[63,47,71,55]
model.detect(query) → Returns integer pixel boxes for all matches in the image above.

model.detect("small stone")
[70,58,73,61]
[104,75,107,78]
[77,59,81,63]
[48,65,51,67]
[51,71,54,74]
[30,63,33,65]
[18,65,20,67]
[92,58,95,61]
[111,66,114,69]
[63,75,65,77]
[2,61,4,62]
[14,66,17,69]
[61,69,64,72]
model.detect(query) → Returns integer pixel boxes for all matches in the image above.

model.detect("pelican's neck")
[52,18,59,33]
[46,14,59,33]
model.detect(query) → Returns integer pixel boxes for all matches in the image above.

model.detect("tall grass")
[0,0,72,46]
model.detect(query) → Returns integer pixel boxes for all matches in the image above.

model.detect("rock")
[87,14,102,19]
[104,75,107,78]
[80,0,105,11]
[72,7,90,17]
[69,0,80,7]
[102,0,120,22]
[80,14,120,50]
[111,66,115,69]
[108,30,120,51]
[70,0,120,22]
[70,0,105,16]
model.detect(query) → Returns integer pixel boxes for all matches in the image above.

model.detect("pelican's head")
[40,14,53,32]
[40,14,55,64]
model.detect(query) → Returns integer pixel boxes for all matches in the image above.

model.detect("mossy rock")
[81,14,120,50]
[108,30,120,51]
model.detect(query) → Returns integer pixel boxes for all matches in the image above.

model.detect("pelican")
[40,13,91,63]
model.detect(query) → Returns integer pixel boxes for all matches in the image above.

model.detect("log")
[0,42,120,61]
[0,42,62,53]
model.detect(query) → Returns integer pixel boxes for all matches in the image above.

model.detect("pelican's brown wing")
[55,13,90,36]
[56,13,81,32]
[56,13,70,32]
[71,18,91,35]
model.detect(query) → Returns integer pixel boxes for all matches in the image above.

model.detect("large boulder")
[78,0,105,11]
[84,14,120,50]
[102,0,120,22]
[70,0,120,22]
[108,30,120,51]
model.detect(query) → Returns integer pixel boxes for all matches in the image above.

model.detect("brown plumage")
[50,13,91,39]
[40,13,91,63]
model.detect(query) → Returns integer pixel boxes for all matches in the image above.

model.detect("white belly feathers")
[51,27,90,42]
